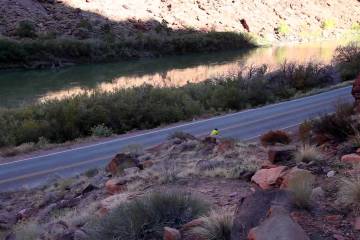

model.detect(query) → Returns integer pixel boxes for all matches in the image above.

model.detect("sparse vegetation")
[260,130,291,146]
[86,191,210,240]
[294,145,323,163]
[337,176,360,211]
[189,211,233,240]
[321,19,336,30]
[288,171,315,209]
[13,221,42,240]
[277,21,290,35]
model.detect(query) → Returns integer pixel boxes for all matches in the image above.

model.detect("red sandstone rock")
[251,166,287,189]
[341,153,360,165]
[105,178,127,195]
[106,153,140,175]
[163,227,181,240]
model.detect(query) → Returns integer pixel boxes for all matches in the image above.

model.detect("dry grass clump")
[337,176,360,211]
[294,145,323,163]
[189,211,233,240]
[287,171,315,209]
[86,190,210,240]
[13,221,43,240]
[260,130,291,147]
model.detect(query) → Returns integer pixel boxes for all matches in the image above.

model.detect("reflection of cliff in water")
[0,42,341,107]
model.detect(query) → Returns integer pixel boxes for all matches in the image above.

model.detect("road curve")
[0,86,353,191]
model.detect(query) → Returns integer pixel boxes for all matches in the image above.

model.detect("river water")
[0,42,342,108]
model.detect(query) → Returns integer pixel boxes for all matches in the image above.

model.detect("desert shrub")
[321,19,336,30]
[294,145,323,163]
[332,42,360,80]
[277,21,290,35]
[298,120,312,143]
[260,130,291,146]
[15,20,37,38]
[14,221,43,240]
[337,176,360,210]
[87,191,210,240]
[188,211,233,240]
[90,124,113,137]
[288,171,315,209]
[276,61,339,91]
[311,103,354,142]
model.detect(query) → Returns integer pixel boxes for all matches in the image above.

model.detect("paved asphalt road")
[0,86,353,191]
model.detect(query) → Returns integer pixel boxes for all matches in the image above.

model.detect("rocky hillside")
[1,0,360,43]
[2,124,360,239]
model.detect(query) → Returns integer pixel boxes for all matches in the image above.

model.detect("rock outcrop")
[231,189,292,240]
[251,166,288,189]
[247,206,310,240]
[106,153,141,175]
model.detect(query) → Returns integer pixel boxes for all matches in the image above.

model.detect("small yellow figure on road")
[210,128,220,136]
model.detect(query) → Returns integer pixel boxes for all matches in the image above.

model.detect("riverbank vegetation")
[0,44,353,149]
[0,31,254,69]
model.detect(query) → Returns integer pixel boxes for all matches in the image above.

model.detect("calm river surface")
[0,42,342,108]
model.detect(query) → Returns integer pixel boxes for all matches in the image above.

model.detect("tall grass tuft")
[288,171,315,209]
[337,176,360,211]
[294,145,323,163]
[86,190,210,240]
[188,211,233,240]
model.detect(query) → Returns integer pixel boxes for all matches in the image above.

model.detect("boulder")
[106,153,141,175]
[280,167,313,189]
[105,178,128,195]
[251,166,287,189]
[247,206,310,240]
[231,190,292,240]
[341,153,360,165]
[268,145,296,164]
[163,227,181,240]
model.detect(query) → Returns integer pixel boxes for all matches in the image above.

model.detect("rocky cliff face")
[1,0,359,42]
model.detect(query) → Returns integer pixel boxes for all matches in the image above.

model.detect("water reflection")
[0,42,340,107]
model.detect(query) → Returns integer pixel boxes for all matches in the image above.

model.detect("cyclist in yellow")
[210,128,220,136]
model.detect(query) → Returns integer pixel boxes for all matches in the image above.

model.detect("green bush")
[15,20,37,38]
[0,31,255,67]
[332,42,360,80]
[0,61,340,148]
[86,191,210,240]
[90,124,113,137]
